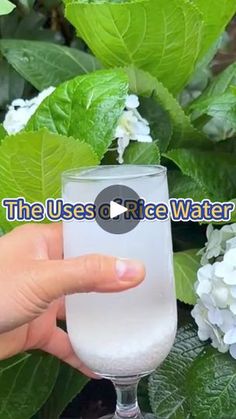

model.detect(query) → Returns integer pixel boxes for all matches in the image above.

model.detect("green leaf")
[186,347,236,419]
[0,9,56,42]
[0,129,99,231]
[0,124,7,142]
[168,171,206,201]
[124,142,160,165]
[139,96,173,153]
[126,66,207,150]
[174,249,200,305]
[164,148,236,201]
[194,0,236,58]
[138,377,151,413]
[0,58,25,108]
[180,36,224,109]
[0,352,59,419]
[18,0,35,10]
[193,62,236,105]
[191,92,236,130]
[38,363,88,419]
[230,199,236,222]
[65,0,203,95]
[26,69,128,158]
[0,39,101,91]
[149,323,206,419]
[0,0,15,15]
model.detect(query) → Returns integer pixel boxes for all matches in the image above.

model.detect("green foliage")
[0,0,236,417]
[149,323,206,418]
[0,1,68,113]
[189,52,236,140]
[0,130,99,230]
[149,324,236,419]
[65,0,202,95]
[124,142,160,165]
[193,0,236,58]
[174,249,201,305]
[126,66,206,149]
[0,57,25,111]
[38,363,88,419]
[138,96,173,153]
[186,348,236,419]
[65,0,236,95]
[138,377,151,413]
[0,0,15,16]
[0,124,7,141]
[192,92,236,131]
[26,69,128,158]
[194,62,236,103]
[0,39,101,91]
[168,171,205,201]
[0,352,59,419]
[230,199,236,222]
[164,148,236,201]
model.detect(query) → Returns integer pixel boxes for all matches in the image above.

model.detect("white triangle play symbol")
[110,201,128,219]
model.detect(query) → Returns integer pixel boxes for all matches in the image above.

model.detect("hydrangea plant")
[3,89,153,164]
[0,0,236,418]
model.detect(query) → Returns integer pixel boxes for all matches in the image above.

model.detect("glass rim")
[62,165,167,182]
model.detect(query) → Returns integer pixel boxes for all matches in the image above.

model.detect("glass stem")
[112,378,143,419]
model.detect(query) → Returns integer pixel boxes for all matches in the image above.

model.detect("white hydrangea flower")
[115,94,153,164]
[3,86,55,135]
[192,234,236,359]
[198,223,236,265]
[192,300,228,352]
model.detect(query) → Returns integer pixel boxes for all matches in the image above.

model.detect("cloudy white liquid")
[63,166,177,377]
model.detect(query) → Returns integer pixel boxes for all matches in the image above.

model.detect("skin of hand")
[0,223,145,377]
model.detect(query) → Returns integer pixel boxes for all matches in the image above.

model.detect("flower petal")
[196,279,212,297]
[230,303,236,315]
[134,134,153,143]
[214,261,230,278]
[230,286,236,298]
[212,286,229,308]
[208,307,223,326]
[224,327,236,344]
[220,309,236,333]
[223,270,236,285]
[224,248,236,268]
[226,237,236,251]
[198,264,214,281]
[125,94,139,110]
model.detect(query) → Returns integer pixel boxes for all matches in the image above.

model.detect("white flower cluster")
[3,86,55,135]
[115,94,153,164]
[198,224,236,265]
[192,224,236,358]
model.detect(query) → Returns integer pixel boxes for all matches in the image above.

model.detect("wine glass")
[62,165,177,419]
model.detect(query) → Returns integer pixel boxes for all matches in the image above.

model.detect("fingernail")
[116,258,143,281]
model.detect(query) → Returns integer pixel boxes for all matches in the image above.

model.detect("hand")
[0,223,145,377]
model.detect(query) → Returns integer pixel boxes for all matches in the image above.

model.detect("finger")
[56,297,66,320]
[41,223,63,259]
[1,223,63,260]
[28,255,145,303]
[39,326,99,379]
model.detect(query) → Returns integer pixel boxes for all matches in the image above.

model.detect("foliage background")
[1,1,236,418]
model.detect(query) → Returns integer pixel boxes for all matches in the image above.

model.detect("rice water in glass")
[62,165,177,419]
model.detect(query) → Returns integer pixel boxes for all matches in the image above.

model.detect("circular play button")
[94,184,141,235]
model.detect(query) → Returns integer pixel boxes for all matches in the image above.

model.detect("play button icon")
[94,184,141,234]
[110,201,128,219]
